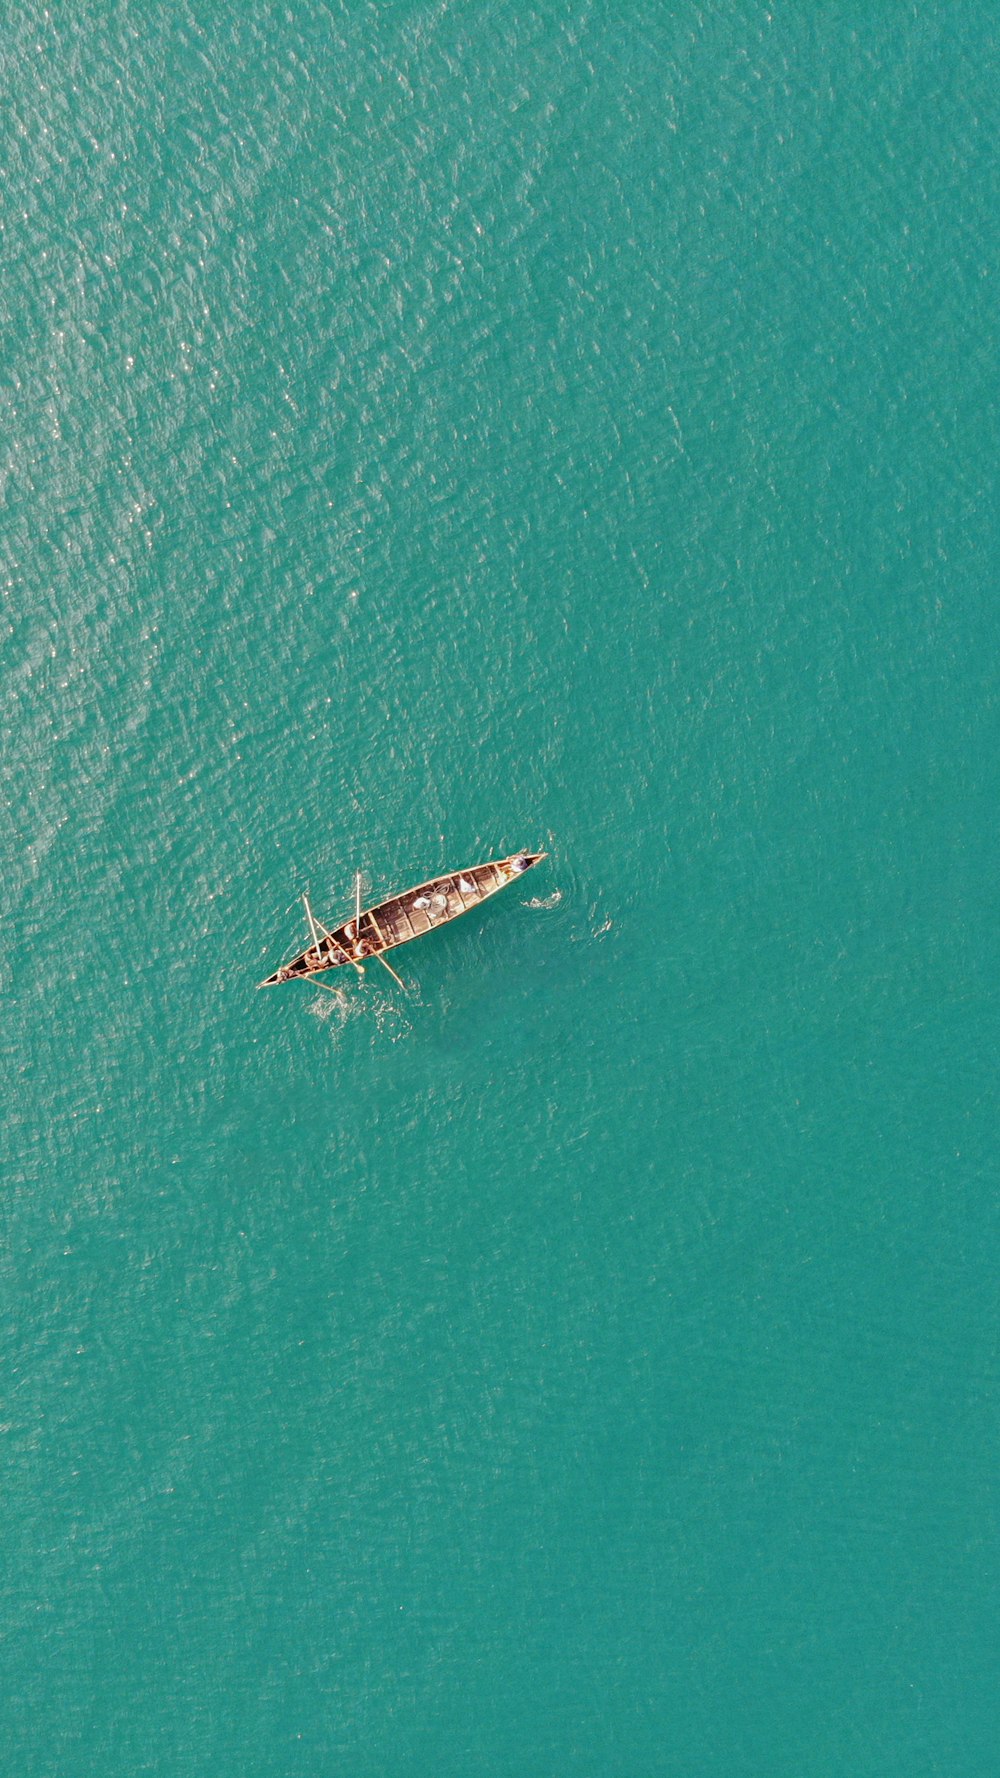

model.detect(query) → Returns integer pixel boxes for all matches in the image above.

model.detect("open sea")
[2,5,998,1774]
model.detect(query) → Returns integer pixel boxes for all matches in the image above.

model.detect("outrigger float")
[259,851,547,991]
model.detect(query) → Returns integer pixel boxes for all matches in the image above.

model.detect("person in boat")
[511,853,531,873]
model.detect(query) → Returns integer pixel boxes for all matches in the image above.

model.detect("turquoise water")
[3,5,998,1773]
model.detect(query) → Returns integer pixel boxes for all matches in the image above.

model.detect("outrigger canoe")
[259,851,546,988]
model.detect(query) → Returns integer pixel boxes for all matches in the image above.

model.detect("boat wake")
[524,889,562,909]
[307,985,358,1039]
[307,983,417,1043]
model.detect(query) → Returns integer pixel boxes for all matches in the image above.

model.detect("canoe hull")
[259,851,546,986]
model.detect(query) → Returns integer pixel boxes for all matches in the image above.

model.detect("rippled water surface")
[3,5,998,1774]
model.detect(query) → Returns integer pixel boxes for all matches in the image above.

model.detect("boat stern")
[258,966,289,988]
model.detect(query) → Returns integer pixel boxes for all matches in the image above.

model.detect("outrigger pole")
[354,871,407,991]
[304,891,365,978]
[303,894,321,951]
[375,950,406,990]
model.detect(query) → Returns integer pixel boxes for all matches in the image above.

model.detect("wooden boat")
[259,851,547,988]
